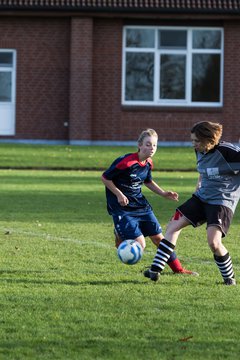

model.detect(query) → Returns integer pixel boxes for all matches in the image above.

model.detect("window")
[122,27,223,107]
[0,51,15,102]
[0,50,16,136]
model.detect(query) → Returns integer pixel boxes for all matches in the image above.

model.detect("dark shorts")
[112,211,162,241]
[177,195,233,237]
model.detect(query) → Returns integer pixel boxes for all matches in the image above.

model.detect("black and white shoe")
[143,268,160,282]
[224,278,236,286]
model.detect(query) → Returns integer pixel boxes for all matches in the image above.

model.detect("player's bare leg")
[207,226,228,256]
[114,229,146,249]
[114,228,122,248]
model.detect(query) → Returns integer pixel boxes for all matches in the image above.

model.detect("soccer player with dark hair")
[101,128,198,275]
[144,121,240,285]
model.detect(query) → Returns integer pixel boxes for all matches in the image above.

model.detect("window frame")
[0,49,16,104]
[122,26,224,107]
[0,49,17,136]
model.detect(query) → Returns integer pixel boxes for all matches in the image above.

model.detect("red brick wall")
[222,20,240,143]
[69,17,93,141]
[92,19,123,141]
[0,17,70,140]
[0,16,240,143]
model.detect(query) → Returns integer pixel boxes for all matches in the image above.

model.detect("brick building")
[0,0,240,145]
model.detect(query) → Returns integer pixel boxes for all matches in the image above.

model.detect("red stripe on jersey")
[116,152,153,170]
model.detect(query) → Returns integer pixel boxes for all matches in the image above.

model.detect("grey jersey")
[194,141,240,213]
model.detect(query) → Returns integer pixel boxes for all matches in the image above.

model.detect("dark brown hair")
[191,121,222,151]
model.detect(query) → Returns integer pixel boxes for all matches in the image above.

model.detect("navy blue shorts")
[112,211,162,241]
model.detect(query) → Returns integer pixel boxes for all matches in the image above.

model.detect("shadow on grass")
[0,269,145,286]
[0,268,203,287]
[0,276,83,287]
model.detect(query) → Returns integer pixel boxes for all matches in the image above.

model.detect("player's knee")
[135,237,146,250]
[208,239,221,253]
[150,235,162,247]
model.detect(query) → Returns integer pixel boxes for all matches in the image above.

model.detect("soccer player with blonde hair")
[102,128,197,275]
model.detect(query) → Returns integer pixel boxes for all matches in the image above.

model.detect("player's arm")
[101,175,129,206]
[196,175,202,191]
[145,180,179,201]
[219,144,240,171]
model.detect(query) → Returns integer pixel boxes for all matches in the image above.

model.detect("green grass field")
[0,145,239,359]
[0,143,196,171]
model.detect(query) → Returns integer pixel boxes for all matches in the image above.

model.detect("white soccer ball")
[117,240,143,265]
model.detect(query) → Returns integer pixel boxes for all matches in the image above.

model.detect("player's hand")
[163,191,179,201]
[117,194,129,206]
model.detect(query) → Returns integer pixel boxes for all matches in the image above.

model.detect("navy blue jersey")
[102,152,153,215]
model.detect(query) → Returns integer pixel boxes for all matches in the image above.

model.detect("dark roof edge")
[0,6,240,15]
